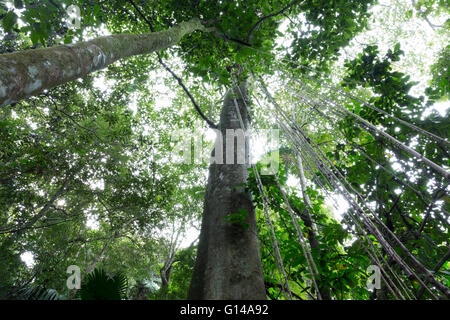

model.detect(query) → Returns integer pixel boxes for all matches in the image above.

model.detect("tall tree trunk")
[188,81,266,299]
[0,18,210,107]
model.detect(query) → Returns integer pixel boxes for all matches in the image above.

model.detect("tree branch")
[418,187,447,234]
[417,247,450,299]
[247,0,301,42]
[127,0,217,129]
[264,281,303,300]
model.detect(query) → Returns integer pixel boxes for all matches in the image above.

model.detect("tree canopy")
[0,0,448,301]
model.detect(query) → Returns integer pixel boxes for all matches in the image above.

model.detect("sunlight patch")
[20,251,35,268]
[86,214,99,230]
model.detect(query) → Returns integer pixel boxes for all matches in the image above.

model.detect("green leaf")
[14,0,24,9]
[80,268,127,300]
[2,11,18,33]
[405,9,413,19]
[30,29,40,45]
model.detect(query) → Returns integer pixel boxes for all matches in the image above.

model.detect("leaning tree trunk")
[0,18,210,107]
[188,80,266,299]
[294,155,331,300]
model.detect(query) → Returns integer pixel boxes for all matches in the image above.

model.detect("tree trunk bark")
[159,253,176,298]
[188,81,266,299]
[159,264,172,298]
[0,18,210,107]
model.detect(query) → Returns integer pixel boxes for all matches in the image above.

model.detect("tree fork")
[0,18,211,107]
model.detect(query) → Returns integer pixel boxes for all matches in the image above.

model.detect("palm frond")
[79,268,127,300]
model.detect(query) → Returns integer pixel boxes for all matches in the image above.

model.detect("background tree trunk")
[188,81,266,299]
[294,155,332,300]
